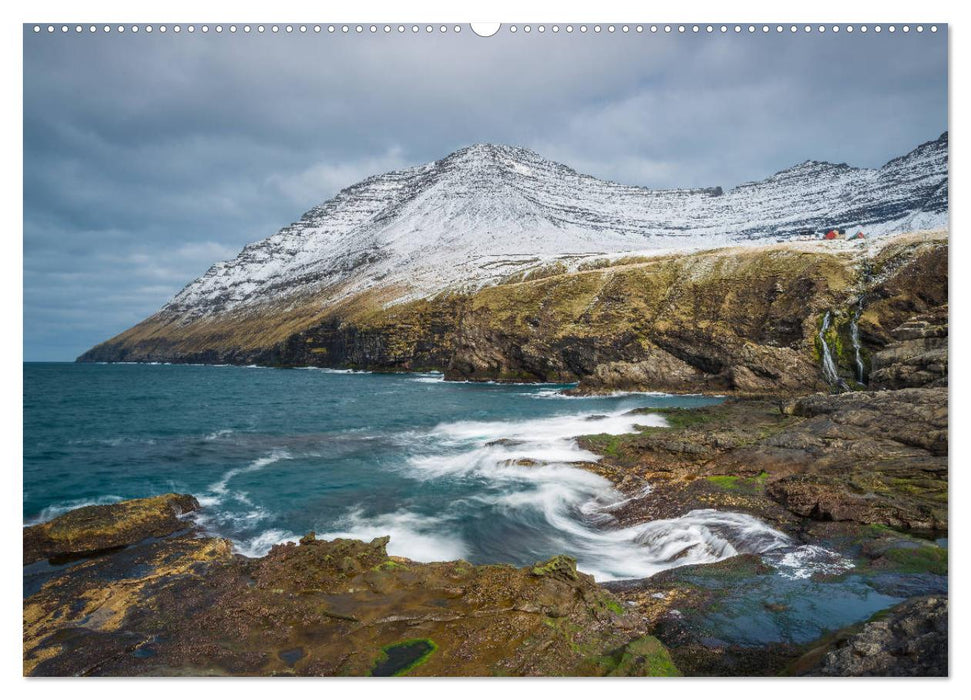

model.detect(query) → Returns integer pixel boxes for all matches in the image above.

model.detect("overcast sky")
[23,25,947,360]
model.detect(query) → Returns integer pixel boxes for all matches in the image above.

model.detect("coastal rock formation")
[806,596,948,677]
[578,388,947,532]
[23,493,198,565]
[766,388,947,529]
[870,305,948,389]
[23,500,677,677]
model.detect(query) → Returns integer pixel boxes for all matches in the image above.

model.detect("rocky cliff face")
[870,305,948,389]
[80,232,948,396]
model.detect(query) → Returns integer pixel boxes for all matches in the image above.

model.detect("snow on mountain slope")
[166,133,947,317]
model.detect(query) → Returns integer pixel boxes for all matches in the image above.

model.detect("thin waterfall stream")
[850,305,866,385]
[818,312,848,391]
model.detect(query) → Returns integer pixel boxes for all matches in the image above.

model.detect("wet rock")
[23,494,199,565]
[24,497,674,677]
[804,596,947,676]
[577,390,947,532]
[500,458,544,467]
[485,438,527,447]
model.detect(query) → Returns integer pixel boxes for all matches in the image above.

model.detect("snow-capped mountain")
[167,133,947,317]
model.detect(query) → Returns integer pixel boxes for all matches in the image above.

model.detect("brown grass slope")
[78,232,947,396]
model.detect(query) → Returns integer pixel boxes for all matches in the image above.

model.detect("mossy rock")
[370,638,438,676]
[879,543,948,575]
[607,635,682,677]
[706,471,769,493]
[23,493,199,565]
[531,555,579,581]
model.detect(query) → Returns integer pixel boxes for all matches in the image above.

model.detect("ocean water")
[25,363,843,583]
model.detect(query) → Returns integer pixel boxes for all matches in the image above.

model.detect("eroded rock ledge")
[23,499,677,677]
[23,493,199,565]
[578,387,947,533]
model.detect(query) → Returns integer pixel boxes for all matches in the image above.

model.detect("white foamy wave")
[410,408,765,580]
[320,509,468,562]
[231,529,300,558]
[630,509,788,565]
[574,509,852,581]
[406,409,666,481]
[192,451,292,539]
[592,483,653,514]
[208,449,292,497]
[24,495,124,526]
[185,501,268,533]
[430,409,665,448]
[473,496,846,582]
[528,388,675,400]
[765,543,856,580]
[204,429,235,441]
[477,484,761,580]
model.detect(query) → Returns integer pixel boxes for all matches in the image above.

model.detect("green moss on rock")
[531,555,579,581]
[607,635,682,677]
[370,638,438,677]
[881,544,948,575]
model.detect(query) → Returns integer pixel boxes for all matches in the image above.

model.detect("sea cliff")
[80,232,946,397]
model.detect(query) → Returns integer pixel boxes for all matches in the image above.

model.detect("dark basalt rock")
[803,595,948,677]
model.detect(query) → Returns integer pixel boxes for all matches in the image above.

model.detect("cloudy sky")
[23,25,947,360]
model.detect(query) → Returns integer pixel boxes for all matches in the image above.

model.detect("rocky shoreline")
[577,386,948,676]
[23,377,948,677]
[24,494,678,677]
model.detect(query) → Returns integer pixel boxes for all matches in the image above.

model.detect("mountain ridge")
[159,132,947,320]
[79,135,948,393]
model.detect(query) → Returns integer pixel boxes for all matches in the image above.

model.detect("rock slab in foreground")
[23,493,199,565]
[23,501,677,677]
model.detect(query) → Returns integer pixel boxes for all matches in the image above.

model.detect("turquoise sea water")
[24,362,722,576]
[24,362,944,644]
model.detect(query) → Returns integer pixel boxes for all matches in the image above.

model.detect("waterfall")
[818,312,845,390]
[850,306,866,384]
